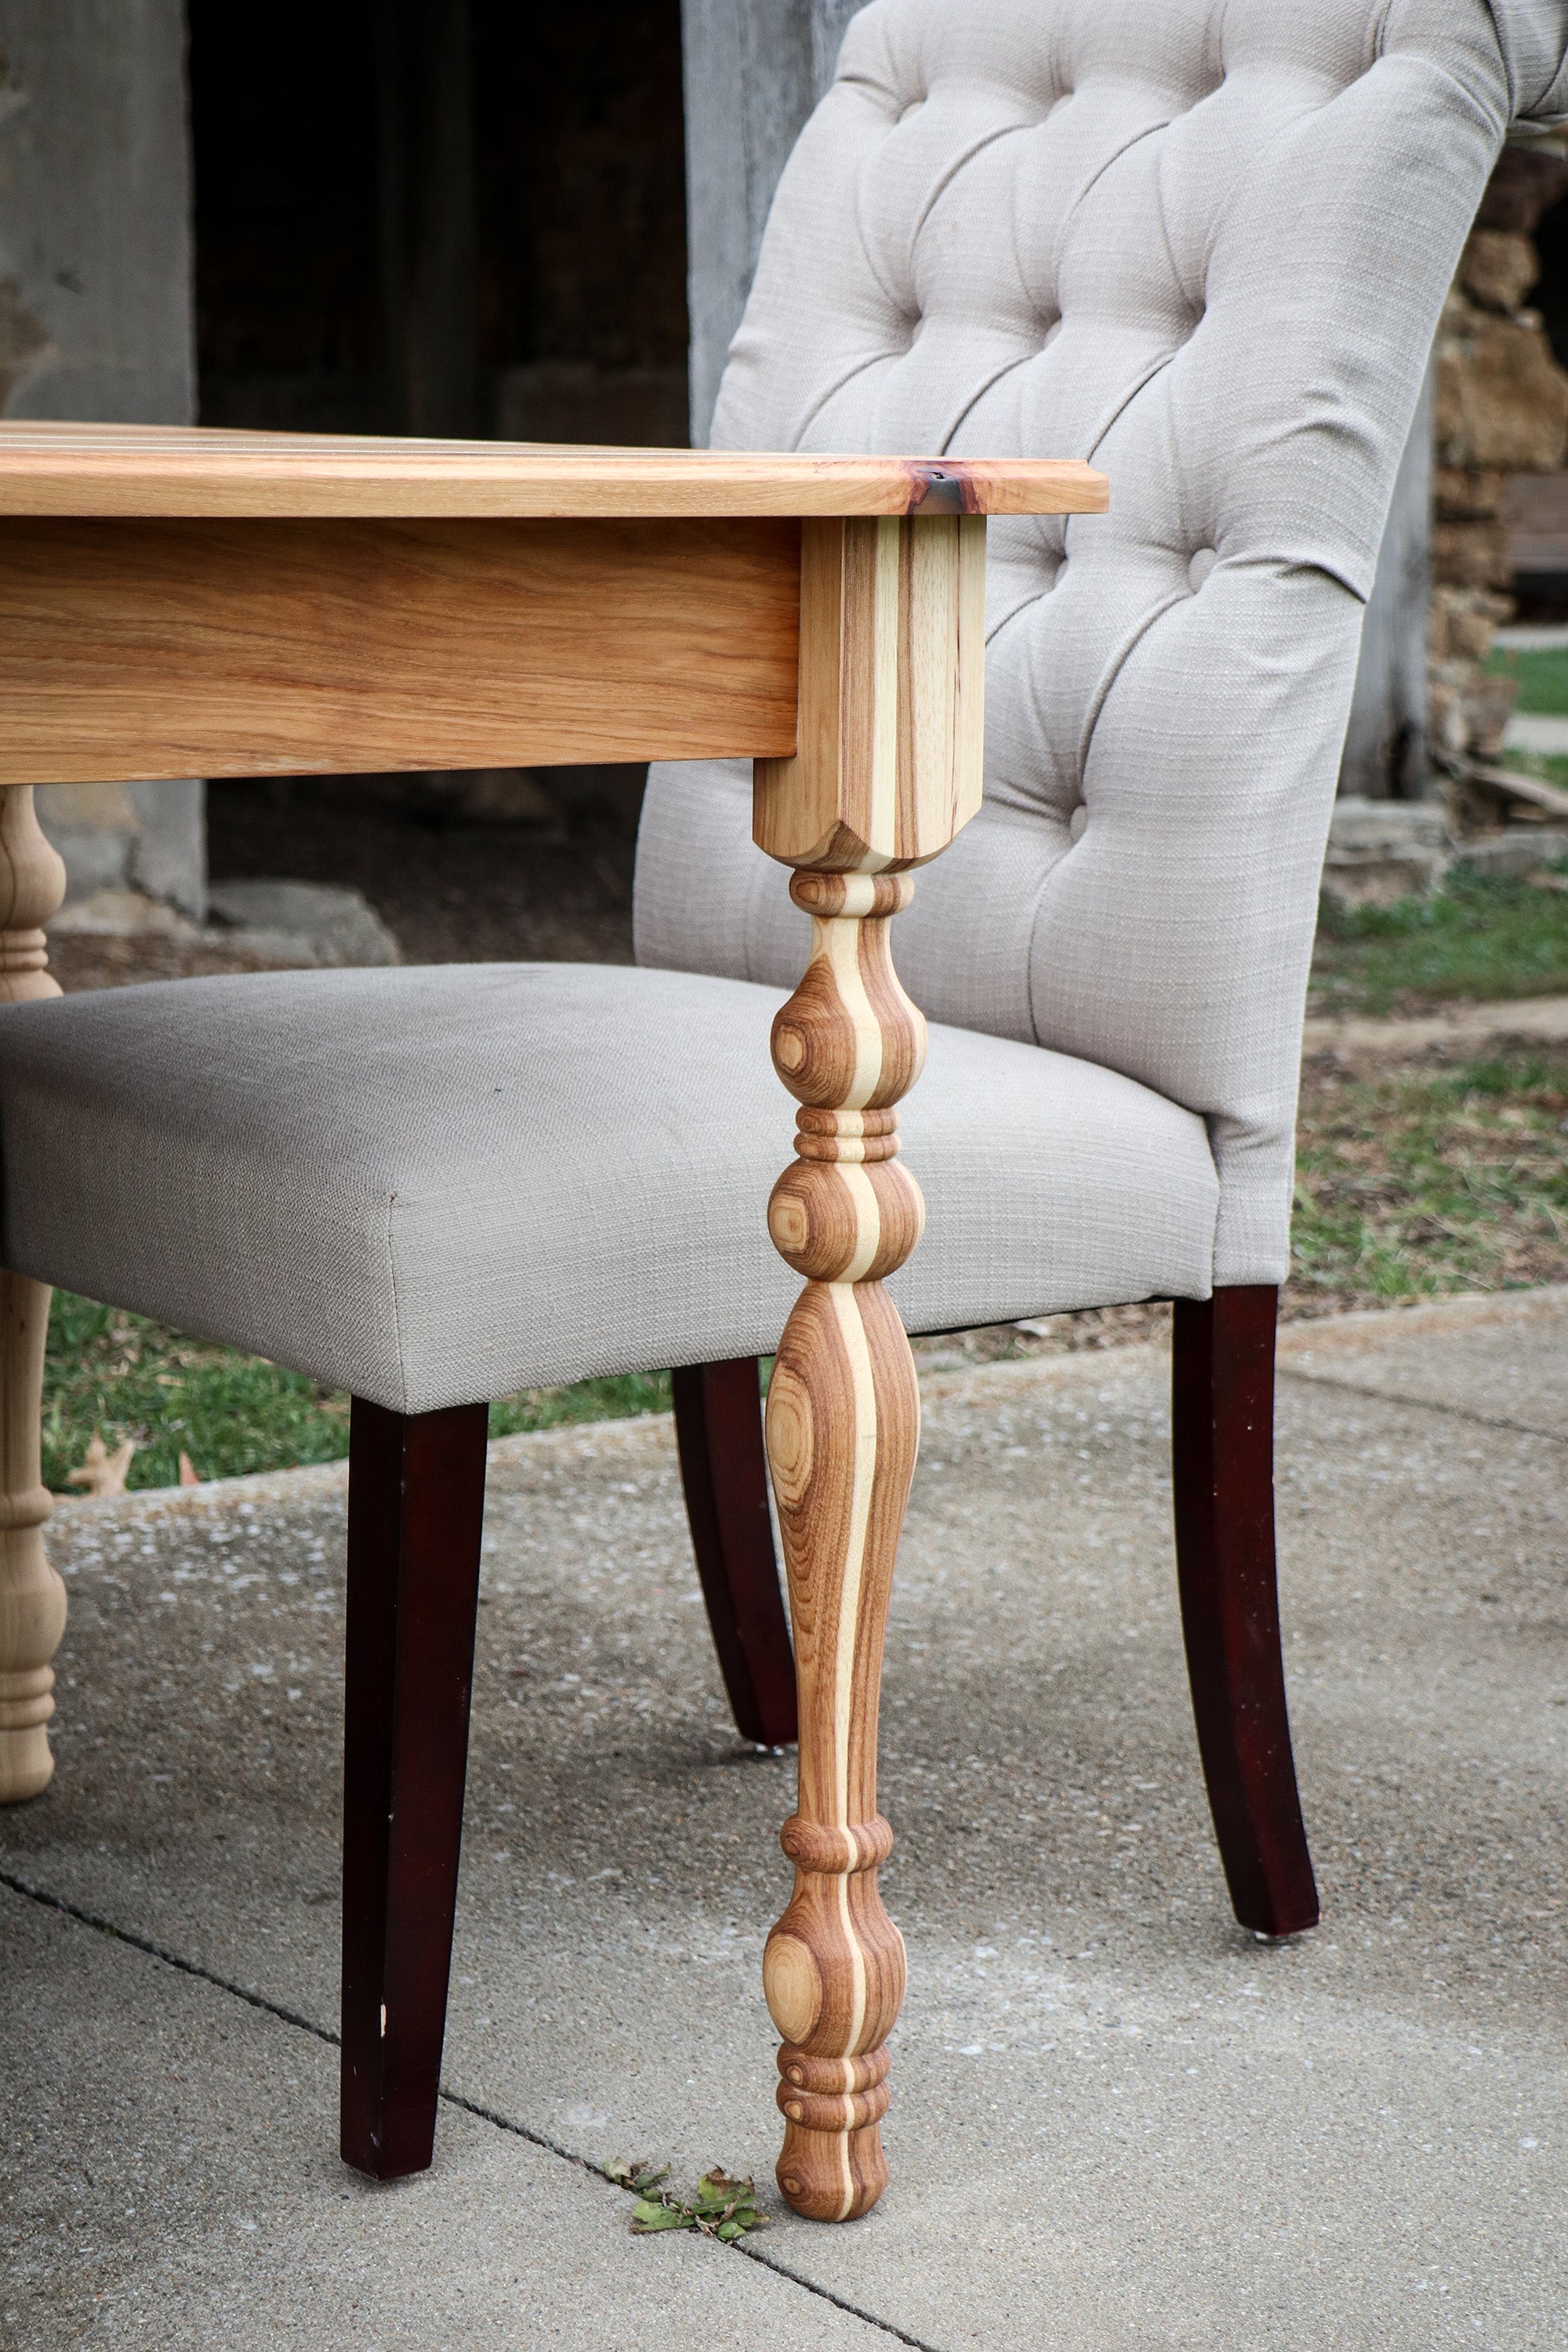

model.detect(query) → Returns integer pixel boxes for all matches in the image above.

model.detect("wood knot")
[766,1158,924,1283]
[780,1812,895,1876]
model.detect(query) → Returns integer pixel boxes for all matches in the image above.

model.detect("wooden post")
[0,786,67,1802]
[756,510,985,2220]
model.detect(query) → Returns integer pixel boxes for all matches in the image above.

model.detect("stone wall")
[1429,136,1568,771]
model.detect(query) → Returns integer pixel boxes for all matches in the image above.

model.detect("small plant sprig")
[604,2159,768,2242]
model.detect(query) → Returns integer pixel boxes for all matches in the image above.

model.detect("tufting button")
[1069,805,1087,844]
[1187,548,1217,592]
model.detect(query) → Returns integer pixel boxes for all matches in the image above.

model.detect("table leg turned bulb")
[0,1274,64,1804]
[0,784,67,1802]
[762,869,924,2221]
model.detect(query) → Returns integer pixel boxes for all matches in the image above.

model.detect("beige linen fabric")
[0,966,1216,1414]
[637,0,1568,1285]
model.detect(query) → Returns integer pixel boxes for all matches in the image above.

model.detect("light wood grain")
[0,1272,64,1803]
[0,515,801,783]
[761,869,925,2222]
[753,514,987,870]
[0,786,67,1003]
[0,785,65,1802]
[0,422,1106,521]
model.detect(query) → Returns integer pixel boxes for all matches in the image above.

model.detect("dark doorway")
[189,0,689,445]
[187,0,689,963]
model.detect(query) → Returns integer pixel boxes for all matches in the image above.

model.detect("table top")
[0,423,1106,522]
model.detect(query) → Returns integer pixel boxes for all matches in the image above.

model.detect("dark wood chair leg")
[672,1357,797,1747]
[340,1395,491,2180]
[1171,1287,1319,1937]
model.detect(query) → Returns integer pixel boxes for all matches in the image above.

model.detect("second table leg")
[0,783,67,1805]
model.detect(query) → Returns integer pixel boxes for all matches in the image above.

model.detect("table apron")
[0,514,804,782]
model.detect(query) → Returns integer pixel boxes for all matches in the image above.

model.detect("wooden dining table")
[0,423,1105,2220]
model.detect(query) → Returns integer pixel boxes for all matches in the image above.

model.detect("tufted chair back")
[637,0,1568,1289]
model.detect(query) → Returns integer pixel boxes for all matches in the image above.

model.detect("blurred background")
[2,1,1566,982]
[2,3,1566,1489]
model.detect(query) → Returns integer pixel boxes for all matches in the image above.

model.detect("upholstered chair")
[0,0,1559,2189]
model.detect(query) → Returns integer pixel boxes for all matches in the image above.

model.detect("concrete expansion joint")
[1276,1363,1568,1444]
[0,1861,949,2350]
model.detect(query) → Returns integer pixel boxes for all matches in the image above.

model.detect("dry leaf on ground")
[606,2159,768,2241]
[66,1432,136,1497]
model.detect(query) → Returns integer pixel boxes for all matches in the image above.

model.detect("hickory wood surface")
[0,784,65,1803]
[0,1272,64,1806]
[0,423,1107,521]
[755,514,987,869]
[760,868,927,2223]
[0,515,801,785]
[755,500,1001,2219]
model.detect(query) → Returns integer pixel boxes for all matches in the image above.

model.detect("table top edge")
[0,424,1108,518]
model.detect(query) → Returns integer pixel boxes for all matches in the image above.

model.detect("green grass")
[1290,1050,1568,1309]
[1484,643,1568,715]
[42,1290,670,1496]
[1503,749,1568,790]
[1311,862,1568,1016]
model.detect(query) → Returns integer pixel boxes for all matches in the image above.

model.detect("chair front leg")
[340,1396,490,2179]
[1171,1285,1319,1936]
[672,1356,797,1748]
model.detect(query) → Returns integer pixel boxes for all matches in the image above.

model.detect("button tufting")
[678,0,1523,1346]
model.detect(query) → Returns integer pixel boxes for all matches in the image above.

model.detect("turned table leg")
[763,868,924,2218]
[0,785,67,1802]
[754,506,986,2219]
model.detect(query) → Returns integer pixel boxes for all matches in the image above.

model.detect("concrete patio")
[5,1289,1565,2349]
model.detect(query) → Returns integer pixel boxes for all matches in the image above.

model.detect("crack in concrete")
[0,1863,946,2352]
[1276,1364,1566,1444]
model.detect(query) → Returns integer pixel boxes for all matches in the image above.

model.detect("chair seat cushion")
[0,964,1218,1414]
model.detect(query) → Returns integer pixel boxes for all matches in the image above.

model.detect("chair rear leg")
[672,1358,797,1747]
[341,1396,490,2179]
[1171,1287,1319,1936]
